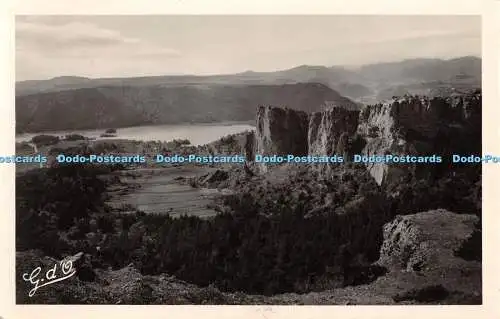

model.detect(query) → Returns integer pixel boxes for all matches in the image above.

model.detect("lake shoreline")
[15,121,256,145]
[15,120,255,135]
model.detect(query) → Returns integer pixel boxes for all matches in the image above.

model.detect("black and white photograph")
[13,15,483,305]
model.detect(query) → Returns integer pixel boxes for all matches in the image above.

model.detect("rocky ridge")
[255,106,309,156]
[357,93,481,186]
[250,90,481,187]
[254,106,309,172]
[308,107,359,157]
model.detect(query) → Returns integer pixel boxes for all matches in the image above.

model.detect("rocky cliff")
[357,92,481,186]
[252,90,480,187]
[308,107,359,156]
[254,105,360,161]
[255,105,309,166]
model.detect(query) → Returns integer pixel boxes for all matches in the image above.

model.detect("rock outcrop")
[369,209,481,304]
[255,106,309,171]
[308,107,359,156]
[356,99,420,186]
[356,92,481,186]
[377,209,480,272]
[253,105,361,160]
[248,91,480,187]
[202,130,256,161]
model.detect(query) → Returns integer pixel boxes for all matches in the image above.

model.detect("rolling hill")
[16,83,357,133]
[15,56,481,133]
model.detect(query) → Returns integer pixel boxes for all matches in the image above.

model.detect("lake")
[16,122,256,146]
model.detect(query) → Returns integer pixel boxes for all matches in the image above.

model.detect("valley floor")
[105,166,223,218]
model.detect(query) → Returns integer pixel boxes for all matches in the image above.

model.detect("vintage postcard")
[1,0,499,318]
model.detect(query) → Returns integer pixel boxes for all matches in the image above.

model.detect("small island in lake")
[100,128,118,138]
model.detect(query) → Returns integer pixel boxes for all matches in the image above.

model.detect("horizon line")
[16,54,481,83]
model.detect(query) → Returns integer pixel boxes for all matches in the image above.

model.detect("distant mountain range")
[15,56,481,133]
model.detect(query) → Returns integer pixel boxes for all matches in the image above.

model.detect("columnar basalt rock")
[251,91,480,184]
[308,107,360,157]
[356,92,481,187]
[255,105,309,171]
[356,99,419,186]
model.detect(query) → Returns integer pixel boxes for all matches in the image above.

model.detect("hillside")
[15,83,357,133]
[15,57,480,133]
[356,57,479,82]
[15,57,480,100]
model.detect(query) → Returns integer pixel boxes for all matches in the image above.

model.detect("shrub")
[100,133,116,138]
[64,134,86,141]
[97,215,115,234]
[31,134,60,147]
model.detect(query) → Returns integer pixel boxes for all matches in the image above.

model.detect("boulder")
[377,209,480,272]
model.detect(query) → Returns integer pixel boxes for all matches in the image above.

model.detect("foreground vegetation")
[16,157,481,296]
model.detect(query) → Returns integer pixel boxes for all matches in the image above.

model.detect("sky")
[15,15,481,81]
